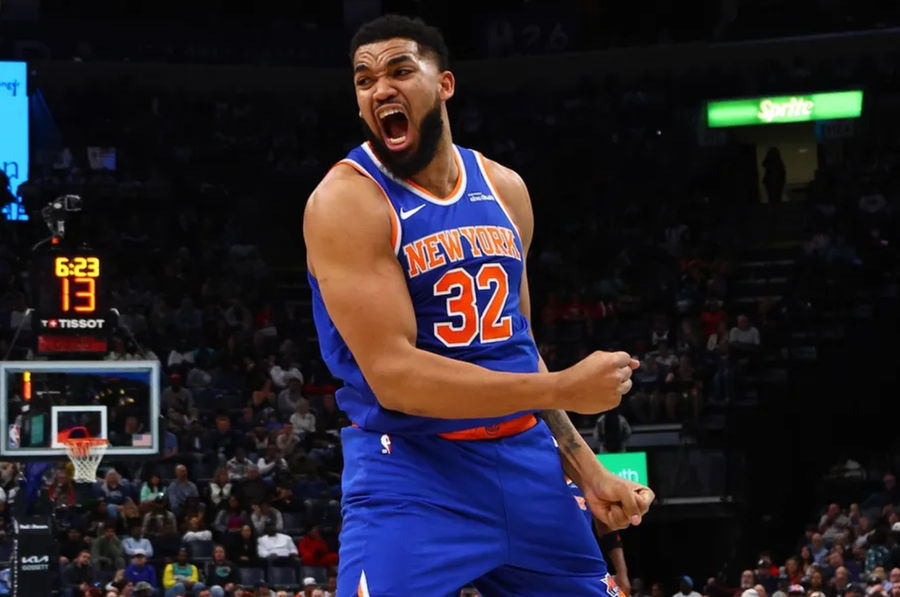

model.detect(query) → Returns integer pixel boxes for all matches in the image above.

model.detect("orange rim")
[63,437,108,458]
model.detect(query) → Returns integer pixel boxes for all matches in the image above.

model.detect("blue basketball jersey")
[309,142,540,434]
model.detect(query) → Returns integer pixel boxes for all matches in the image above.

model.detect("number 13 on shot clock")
[54,256,101,313]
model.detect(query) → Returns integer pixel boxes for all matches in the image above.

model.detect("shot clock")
[53,255,100,313]
[31,250,114,356]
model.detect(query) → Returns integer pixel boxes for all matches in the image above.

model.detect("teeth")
[378,107,402,119]
[387,135,407,145]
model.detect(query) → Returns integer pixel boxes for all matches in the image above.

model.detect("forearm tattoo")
[539,409,584,456]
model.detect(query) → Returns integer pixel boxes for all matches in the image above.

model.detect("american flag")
[132,434,153,447]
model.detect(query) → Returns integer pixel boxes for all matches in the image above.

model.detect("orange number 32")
[433,264,513,347]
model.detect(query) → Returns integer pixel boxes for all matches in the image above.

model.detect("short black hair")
[350,14,449,71]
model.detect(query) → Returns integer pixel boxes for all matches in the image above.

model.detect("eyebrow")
[354,54,414,73]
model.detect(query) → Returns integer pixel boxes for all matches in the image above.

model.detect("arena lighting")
[706,90,863,127]
[596,451,649,486]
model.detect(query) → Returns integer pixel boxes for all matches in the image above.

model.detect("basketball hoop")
[62,437,108,483]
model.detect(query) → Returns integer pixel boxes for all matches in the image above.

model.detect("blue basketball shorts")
[337,418,619,597]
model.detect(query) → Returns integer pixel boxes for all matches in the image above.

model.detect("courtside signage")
[597,451,649,486]
[706,90,863,128]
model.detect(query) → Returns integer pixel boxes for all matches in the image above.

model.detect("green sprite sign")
[707,90,863,128]
[597,451,649,486]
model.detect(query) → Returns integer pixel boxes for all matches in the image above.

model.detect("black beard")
[361,101,444,180]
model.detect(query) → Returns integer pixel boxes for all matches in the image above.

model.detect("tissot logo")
[41,318,106,329]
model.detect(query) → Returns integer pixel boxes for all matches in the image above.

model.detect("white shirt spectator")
[182,529,213,543]
[270,366,303,390]
[226,455,254,482]
[208,481,232,507]
[291,411,316,434]
[729,325,760,346]
[257,455,288,479]
[257,532,298,558]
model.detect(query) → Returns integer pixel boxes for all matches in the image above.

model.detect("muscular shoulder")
[481,157,534,247]
[303,163,394,273]
[305,163,387,223]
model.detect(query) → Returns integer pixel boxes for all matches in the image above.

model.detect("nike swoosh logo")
[399,204,426,220]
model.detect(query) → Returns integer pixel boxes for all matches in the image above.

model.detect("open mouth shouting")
[376,104,411,151]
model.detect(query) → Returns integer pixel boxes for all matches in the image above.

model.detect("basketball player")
[304,15,654,596]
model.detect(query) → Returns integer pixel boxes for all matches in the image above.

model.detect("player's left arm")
[482,157,655,530]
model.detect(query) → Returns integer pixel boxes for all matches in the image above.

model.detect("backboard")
[0,360,160,458]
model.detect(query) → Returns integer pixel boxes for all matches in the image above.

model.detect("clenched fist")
[556,351,639,414]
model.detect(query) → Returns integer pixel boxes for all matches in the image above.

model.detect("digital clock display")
[53,255,101,314]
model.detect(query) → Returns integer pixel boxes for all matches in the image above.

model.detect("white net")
[63,439,108,483]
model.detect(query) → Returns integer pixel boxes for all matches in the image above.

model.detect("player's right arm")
[304,165,624,419]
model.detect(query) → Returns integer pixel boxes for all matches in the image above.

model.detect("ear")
[438,70,455,102]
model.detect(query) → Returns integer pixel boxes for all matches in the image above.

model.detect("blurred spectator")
[49,469,76,508]
[214,495,249,536]
[729,315,761,352]
[207,468,233,511]
[209,414,241,462]
[862,475,899,511]
[654,342,680,373]
[183,516,213,543]
[142,497,179,557]
[163,547,206,597]
[168,464,200,516]
[276,373,305,417]
[61,550,95,597]
[673,576,701,597]
[762,147,786,203]
[59,528,90,565]
[227,448,254,482]
[891,523,900,567]
[256,523,298,560]
[122,524,154,558]
[701,299,728,340]
[229,524,259,567]
[250,502,284,535]
[593,410,632,453]
[297,526,338,568]
[807,569,826,595]
[124,550,158,589]
[820,504,851,543]
[736,571,757,597]
[811,533,829,564]
[868,529,892,574]
[257,446,288,483]
[274,423,300,454]
[97,469,132,520]
[92,523,126,571]
[204,545,239,597]
[651,314,671,348]
[236,466,271,508]
[164,375,195,433]
[785,558,803,585]
[290,400,316,434]
[139,473,165,512]
[830,567,850,595]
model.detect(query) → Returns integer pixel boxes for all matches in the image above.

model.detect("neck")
[407,124,456,197]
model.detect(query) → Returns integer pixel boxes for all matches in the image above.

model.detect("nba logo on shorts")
[380,434,392,454]
[602,573,622,597]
